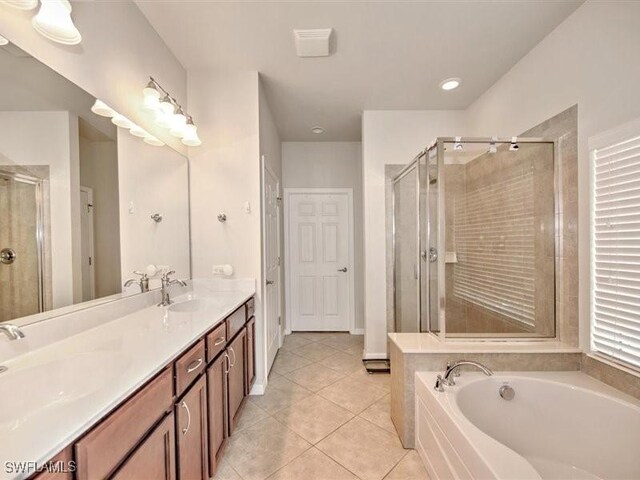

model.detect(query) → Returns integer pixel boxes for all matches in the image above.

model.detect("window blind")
[453,171,535,327]
[592,133,640,368]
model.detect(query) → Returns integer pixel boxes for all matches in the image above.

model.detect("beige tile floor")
[215,332,430,480]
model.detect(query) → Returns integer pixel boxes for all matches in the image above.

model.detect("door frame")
[261,157,282,379]
[80,185,96,301]
[284,188,356,335]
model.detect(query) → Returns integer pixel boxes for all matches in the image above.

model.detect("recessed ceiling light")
[440,78,462,91]
[311,126,324,134]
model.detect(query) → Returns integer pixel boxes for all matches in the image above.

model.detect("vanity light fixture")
[0,34,9,46]
[440,77,462,91]
[32,0,82,46]
[142,77,201,146]
[90,98,164,147]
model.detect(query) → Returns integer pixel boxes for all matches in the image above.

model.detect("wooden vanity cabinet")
[175,375,208,480]
[111,413,176,480]
[227,327,247,435]
[206,352,228,476]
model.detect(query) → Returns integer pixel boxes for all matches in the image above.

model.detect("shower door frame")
[429,136,558,340]
[391,151,427,333]
[0,169,46,315]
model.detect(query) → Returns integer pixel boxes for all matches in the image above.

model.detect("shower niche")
[391,138,556,339]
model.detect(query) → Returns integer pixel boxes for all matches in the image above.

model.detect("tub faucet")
[0,324,25,341]
[435,360,493,391]
[158,270,188,307]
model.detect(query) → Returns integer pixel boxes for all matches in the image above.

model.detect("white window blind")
[453,171,535,327]
[592,128,640,369]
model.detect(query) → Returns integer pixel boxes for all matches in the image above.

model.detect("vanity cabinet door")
[112,413,176,480]
[175,375,208,480]
[245,317,255,394]
[207,352,228,477]
[227,328,247,435]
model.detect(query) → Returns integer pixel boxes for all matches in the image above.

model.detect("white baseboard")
[249,382,266,395]
[350,328,365,335]
[363,352,388,360]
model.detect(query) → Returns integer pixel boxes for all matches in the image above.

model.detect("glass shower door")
[393,164,419,332]
[0,171,43,322]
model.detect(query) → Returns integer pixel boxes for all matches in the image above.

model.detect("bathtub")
[414,371,640,480]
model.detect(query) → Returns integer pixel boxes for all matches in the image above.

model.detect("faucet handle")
[161,270,176,281]
[434,374,445,392]
[133,270,149,280]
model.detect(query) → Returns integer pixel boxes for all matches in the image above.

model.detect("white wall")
[463,0,640,350]
[117,131,190,288]
[188,70,267,388]
[0,1,187,153]
[361,111,468,358]
[0,111,80,309]
[282,141,364,332]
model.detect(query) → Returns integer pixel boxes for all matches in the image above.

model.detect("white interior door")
[287,191,353,332]
[80,186,95,301]
[263,162,281,372]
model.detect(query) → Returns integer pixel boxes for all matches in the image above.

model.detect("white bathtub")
[415,371,640,480]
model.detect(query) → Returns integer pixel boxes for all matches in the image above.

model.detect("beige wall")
[282,141,364,332]
[79,136,121,298]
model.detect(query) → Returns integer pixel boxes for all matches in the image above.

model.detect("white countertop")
[388,332,581,354]
[0,284,254,480]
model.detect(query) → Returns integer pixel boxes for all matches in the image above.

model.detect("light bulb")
[142,95,160,112]
[155,112,173,129]
[158,95,174,115]
[169,108,187,137]
[0,0,38,10]
[182,132,202,147]
[144,135,164,147]
[111,113,134,129]
[142,80,160,100]
[91,99,116,118]
[129,124,148,138]
[0,34,9,46]
[32,0,82,46]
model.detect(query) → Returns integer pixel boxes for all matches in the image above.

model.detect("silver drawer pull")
[180,401,191,435]
[214,337,225,346]
[186,358,203,373]
[229,347,236,368]
[224,352,230,374]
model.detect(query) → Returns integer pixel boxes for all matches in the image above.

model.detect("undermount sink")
[168,298,207,313]
[0,350,126,428]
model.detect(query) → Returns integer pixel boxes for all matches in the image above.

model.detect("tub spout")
[442,360,493,386]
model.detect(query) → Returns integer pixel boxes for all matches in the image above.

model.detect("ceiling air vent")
[293,28,333,57]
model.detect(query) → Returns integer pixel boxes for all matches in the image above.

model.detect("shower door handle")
[428,247,438,263]
[0,248,16,265]
[338,267,348,273]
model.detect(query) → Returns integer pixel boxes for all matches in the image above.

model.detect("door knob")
[266,280,274,285]
[338,267,348,272]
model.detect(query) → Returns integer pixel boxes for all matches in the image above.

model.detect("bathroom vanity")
[1,289,256,480]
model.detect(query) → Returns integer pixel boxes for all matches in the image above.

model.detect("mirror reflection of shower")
[389,137,556,338]
[0,168,48,323]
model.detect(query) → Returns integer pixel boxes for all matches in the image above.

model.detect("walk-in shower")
[391,137,556,338]
[0,169,46,322]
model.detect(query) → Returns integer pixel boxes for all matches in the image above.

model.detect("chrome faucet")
[124,271,150,293]
[0,324,25,341]
[158,270,187,307]
[434,360,493,392]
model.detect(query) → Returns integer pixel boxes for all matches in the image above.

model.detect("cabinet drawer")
[226,306,246,341]
[175,339,206,397]
[206,322,227,363]
[245,297,255,319]
[75,367,173,480]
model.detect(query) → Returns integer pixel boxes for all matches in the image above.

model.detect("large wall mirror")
[0,39,190,326]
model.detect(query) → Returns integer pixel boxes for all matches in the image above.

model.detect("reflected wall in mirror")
[442,140,555,338]
[0,39,190,325]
